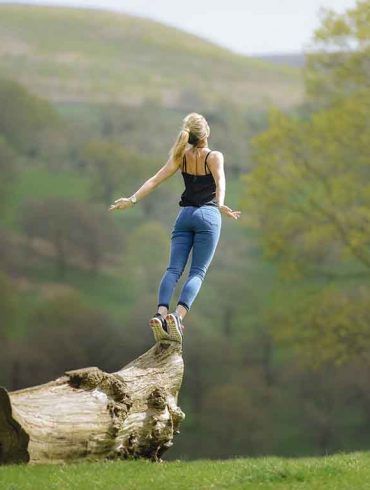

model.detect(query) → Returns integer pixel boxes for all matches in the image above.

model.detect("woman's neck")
[193,139,208,149]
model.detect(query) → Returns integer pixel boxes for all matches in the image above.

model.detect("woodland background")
[0,1,369,460]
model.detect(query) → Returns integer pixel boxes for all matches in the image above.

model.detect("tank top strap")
[204,150,213,174]
[182,154,187,172]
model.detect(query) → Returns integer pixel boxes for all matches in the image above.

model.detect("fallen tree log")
[0,341,184,464]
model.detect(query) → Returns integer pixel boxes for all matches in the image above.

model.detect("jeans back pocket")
[200,207,221,226]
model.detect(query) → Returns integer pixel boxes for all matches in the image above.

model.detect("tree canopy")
[242,0,370,364]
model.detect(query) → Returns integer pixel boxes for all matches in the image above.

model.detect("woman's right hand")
[219,204,241,220]
[108,197,134,211]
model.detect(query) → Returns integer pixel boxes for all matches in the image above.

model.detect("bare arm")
[208,151,241,220]
[109,157,180,211]
[208,151,226,207]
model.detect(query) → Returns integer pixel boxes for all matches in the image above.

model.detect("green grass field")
[1,452,369,489]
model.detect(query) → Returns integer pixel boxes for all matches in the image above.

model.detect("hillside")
[255,52,306,68]
[0,4,303,110]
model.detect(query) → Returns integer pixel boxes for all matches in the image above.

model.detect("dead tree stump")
[0,341,184,464]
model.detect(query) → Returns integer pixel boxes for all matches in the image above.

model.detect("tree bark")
[0,341,184,465]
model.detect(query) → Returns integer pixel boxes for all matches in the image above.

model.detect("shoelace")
[173,312,184,335]
[154,313,168,333]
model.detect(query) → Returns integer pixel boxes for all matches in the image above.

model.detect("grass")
[1,452,370,489]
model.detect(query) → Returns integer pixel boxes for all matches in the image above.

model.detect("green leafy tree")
[243,91,370,279]
[304,0,370,106]
[19,197,123,278]
[0,79,60,155]
[0,271,19,387]
[80,138,147,204]
[0,271,18,339]
[241,1,370,363]
[17,291,124,387]
[123,222,169,295]
[0,136,17,215]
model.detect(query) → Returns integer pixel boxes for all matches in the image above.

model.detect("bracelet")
[129,195,137,206]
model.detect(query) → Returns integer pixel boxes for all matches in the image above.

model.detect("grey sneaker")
[149,313,170,343]
[165,312,184,343]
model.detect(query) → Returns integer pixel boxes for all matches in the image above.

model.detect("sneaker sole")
[149,317,170,343]
[166,314,183,343]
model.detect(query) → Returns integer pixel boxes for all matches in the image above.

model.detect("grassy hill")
[1,452,369,489]
[255,52,306,68]
[0,4,303,110]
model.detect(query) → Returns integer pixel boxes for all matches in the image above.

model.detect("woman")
[109,112,241,344]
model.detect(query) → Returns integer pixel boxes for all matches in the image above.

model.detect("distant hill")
[0,4,303,110]
[254,52,306,68]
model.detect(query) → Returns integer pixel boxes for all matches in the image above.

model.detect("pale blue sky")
[0,0,357,55]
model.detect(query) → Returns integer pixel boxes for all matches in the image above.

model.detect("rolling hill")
[255,52,306,68]
[0,4,304,110]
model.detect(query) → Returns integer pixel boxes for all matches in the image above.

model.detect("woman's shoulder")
[208,149,223,157]
[207,150,224,163]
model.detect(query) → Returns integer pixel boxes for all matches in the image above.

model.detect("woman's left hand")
[219,205,241,220]
[108,197,133,211]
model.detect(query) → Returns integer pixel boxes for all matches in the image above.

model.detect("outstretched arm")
[208,151,241,220]
[109,158,180,211]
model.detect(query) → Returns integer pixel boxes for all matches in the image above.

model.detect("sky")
[0,0,357,55]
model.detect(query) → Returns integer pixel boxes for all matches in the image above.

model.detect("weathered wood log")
[0,341,184,464]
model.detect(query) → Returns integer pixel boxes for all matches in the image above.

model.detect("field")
[1,452,369,489]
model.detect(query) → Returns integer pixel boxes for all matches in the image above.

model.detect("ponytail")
[169,129,189,163]
[169,112,210,163]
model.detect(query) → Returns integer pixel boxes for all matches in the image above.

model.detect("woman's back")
[182,147,213,176]
[179,148,217,208]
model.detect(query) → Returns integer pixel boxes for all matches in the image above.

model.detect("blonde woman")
[109,113,241,344]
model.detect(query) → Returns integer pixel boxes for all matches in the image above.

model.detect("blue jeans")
[158,205,222,311]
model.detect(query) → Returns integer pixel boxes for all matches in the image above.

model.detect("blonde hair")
[169,112,210,163]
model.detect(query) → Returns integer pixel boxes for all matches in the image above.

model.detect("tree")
[0,136,17,216]
[304,0,370,106]
[241,0,370,363]
[16,291,127,387]
[18,197,123,278]
[243,90,370,279]
[80,138,147,204]
[123,222,169,295]
[0,272,19,388]
[0,272,18,340]
[0,79,60,156]
[0,292,184,465]
[0,340,185,464]
[68,204,124,274]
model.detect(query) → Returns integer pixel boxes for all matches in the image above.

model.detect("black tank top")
[179,150,218,207]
